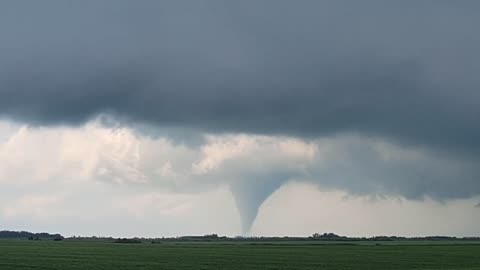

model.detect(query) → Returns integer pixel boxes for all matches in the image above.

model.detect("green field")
[1,240,480,269]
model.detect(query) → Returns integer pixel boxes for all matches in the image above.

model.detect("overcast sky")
[1,1,480,237]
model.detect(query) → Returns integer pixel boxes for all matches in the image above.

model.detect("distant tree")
[114,238,141,244]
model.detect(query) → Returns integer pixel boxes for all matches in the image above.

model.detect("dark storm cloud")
[1,0,479,155]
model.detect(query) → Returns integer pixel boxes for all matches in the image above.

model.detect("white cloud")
[0,118,479,236]
[193,134,317,178]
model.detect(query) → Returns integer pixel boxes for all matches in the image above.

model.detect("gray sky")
[0,1,479,236]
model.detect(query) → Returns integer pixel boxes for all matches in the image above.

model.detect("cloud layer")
[1,1,479,155]
[1,119,479,232]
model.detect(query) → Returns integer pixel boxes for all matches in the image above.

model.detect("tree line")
[0,230,63,241]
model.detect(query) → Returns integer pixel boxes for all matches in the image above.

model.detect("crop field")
[1,240,480,269]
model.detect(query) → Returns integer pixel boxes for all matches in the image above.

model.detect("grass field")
[1,240,480,269]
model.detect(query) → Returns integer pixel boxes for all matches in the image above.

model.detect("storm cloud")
[1,1,480,234]
[1,1,479,151]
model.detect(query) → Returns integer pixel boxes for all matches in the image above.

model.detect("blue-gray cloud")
[1,1,479,154]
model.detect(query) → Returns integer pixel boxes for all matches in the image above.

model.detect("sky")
[1,1,480,237]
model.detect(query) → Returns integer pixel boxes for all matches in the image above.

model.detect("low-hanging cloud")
[1,119,479,232]
[1,1,480,154]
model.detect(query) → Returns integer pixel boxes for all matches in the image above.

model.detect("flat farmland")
[1,240,479,269]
